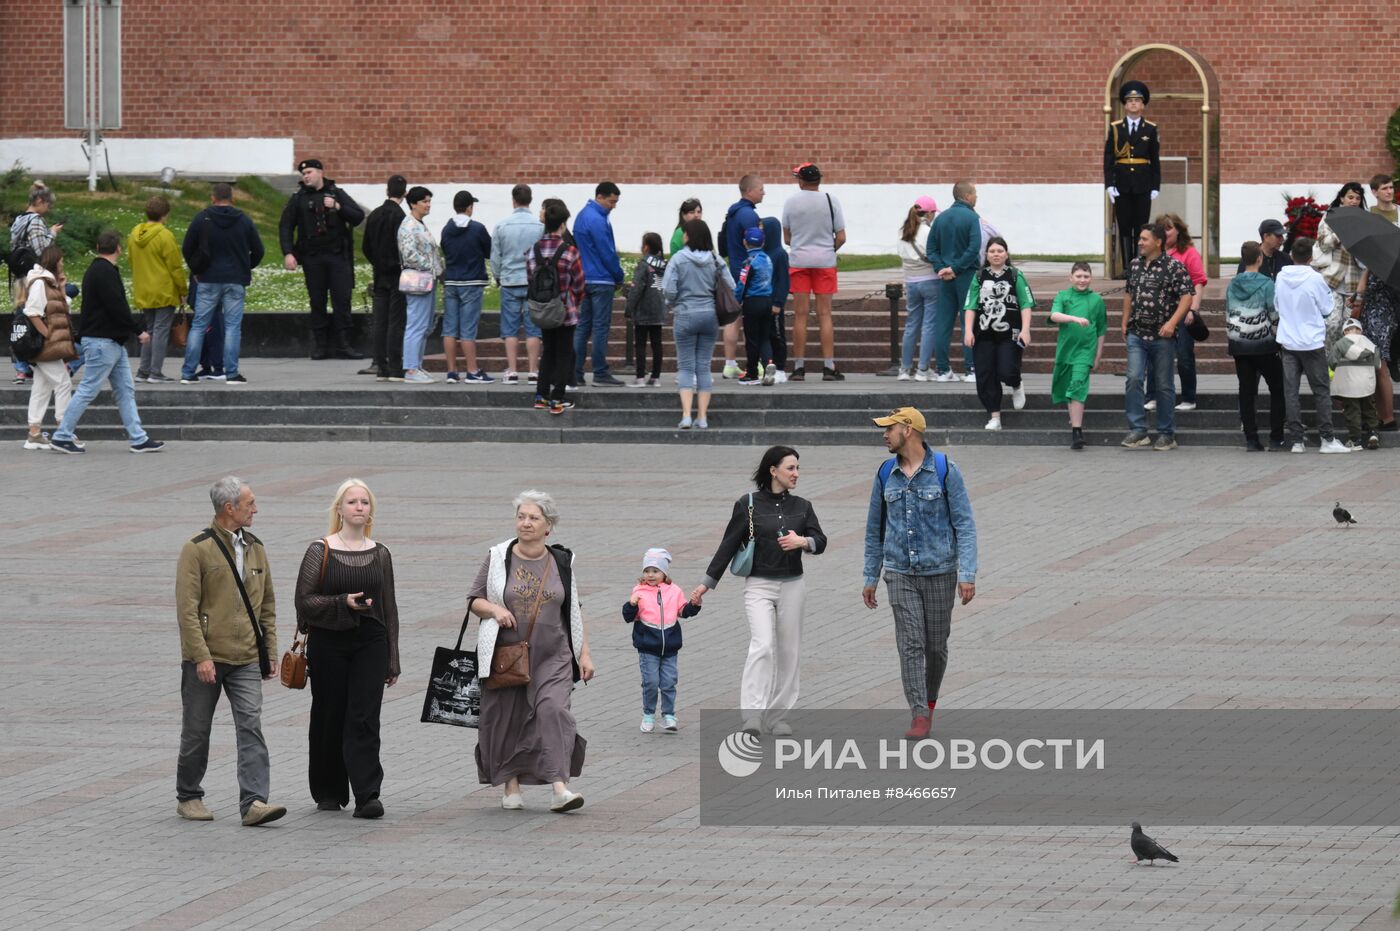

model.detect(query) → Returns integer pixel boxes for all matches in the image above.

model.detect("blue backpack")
[876,452,952,543]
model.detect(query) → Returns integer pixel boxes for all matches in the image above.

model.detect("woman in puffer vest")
[17,245,78,450]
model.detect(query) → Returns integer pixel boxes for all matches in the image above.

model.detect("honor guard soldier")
[1104,81,1160,276]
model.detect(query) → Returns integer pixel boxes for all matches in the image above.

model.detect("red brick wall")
[3,1,1393,185]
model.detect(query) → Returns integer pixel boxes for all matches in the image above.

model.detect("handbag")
[398,268,435,295]
[728,493,756,576]
[169,308,190,349]
[420,611,481,728]
[714,260,742,326]
[485,553,554,690]
[281,539,328,690]
[280,633,308,689]
[1185,309,1209,342]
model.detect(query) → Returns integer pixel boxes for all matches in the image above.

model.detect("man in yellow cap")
[862,407,977,739]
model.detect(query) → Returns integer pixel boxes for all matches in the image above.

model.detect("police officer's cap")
[1119,81,1150,105]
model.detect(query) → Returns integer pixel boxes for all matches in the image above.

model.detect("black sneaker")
[1266,439,1289,451]
[822,366,845,381]
[130,438,166,453]
[225,374,248,384]
[1071,428,1085,450]
[789,366,806,382]
[50,438,86,454]
[352,799,384,819]
[593,372,624,387]
[357,365,379,376]
[1367,433,1382,450]
[1245,437,1265,451]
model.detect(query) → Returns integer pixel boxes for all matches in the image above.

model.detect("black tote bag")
[420,612,481,728]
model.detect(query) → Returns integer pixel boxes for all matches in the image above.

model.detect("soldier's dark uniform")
[1104,81,1161,275]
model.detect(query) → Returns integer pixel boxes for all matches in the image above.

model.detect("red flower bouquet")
[1283,194,1325,244]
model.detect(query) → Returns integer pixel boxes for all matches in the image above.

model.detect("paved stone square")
[3,440,1398,930]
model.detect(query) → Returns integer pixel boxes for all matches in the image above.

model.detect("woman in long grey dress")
[467,490,595,812]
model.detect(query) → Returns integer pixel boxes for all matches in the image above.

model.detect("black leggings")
[538,324,576,402]
[972,338,1022,414]
[635,323,663,379]
[742,297,774,378]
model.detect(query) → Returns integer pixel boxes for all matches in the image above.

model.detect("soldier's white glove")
[1150,190,1160,201]
[1106,187,1119,201]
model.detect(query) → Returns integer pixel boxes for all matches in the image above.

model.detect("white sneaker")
[961,372,976,383]
[1290,442,1305,454]
[1319,437,1354,454]
[1175,401,1197,411]
[23,432,51,450]
[627,378,648,388]
[404,369,435,384]
[640,713,655,733]
[914,369,930,382]
[527,372,539,383]
[550,789,584,812]
[773,370,788,384]
[1144,399,1156,411]
[762,362,777,386]
[934,371,955,382]
[984,417,1002,431]
[1012,385,1026,410]
[662,714,678,732]
[501,793,524,811]
[897,371,912,381]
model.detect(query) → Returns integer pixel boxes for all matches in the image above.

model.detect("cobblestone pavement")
[3,441,1397,930]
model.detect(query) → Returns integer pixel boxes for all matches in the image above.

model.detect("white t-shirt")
[782,190,845,269]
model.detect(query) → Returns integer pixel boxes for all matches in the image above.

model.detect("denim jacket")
[863,444,977,586]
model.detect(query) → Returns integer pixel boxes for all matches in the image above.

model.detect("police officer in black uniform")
[278,158,366,359]
[1104,81,1160,277]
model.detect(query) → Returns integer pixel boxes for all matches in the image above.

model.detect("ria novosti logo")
[716,731,763,777]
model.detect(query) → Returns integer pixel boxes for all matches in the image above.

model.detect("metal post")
[877,283,903,376]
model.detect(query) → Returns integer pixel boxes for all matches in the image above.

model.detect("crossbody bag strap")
[520,552,554,643]
[206,530,271,676]
[826,193,836,246]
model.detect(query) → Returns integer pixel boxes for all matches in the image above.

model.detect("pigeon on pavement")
[1333,502,1357,527]
[1130,822,1179,865]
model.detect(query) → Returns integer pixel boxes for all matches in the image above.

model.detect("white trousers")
[740,576,805,725]
[28,359,72,428]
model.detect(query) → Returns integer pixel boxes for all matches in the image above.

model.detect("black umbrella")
[1325,206,1400,291]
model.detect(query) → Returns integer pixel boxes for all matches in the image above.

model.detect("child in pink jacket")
[621,548,701,733]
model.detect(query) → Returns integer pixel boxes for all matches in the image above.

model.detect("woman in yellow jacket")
[128,195,188,383]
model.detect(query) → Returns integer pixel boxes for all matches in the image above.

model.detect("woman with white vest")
[466,490,595,812]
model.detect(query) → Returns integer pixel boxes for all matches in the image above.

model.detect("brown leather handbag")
[282,539,329,690]
[280,633,308,689]
[485,554,553,690]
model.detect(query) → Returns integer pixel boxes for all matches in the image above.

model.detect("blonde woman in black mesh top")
[294,478,400,819]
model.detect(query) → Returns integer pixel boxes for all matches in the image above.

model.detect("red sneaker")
[904,714,931,739]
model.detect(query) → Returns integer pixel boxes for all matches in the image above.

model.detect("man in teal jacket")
[926,181,982,381]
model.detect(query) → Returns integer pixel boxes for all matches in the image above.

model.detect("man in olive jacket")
[174,476,286,826]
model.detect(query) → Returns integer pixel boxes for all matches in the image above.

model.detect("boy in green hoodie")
[1225,241,1284,450]
[1048,262,1107,449]
[128,195,188,383]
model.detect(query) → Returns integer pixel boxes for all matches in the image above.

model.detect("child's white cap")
[642,548,672,574]
[1343,317,1363,331]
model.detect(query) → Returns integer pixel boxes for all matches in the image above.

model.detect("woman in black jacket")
[691,445,826,736]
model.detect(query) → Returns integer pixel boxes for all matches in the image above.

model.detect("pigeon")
[1333,502,1356,527]
[1130,822,1179,865]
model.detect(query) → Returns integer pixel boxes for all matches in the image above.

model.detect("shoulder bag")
[729,494,756,576]
[398,267,435,294]
[714,259,741,326]
[203,529,272,678]
[280,538,327,690]
[485,551,554,690]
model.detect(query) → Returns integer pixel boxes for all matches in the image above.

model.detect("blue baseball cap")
[743,226,765,247]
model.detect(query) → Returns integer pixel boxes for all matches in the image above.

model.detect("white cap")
[642,547,672,573]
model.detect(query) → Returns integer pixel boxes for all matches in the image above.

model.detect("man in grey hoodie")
[1225,241,1284,450]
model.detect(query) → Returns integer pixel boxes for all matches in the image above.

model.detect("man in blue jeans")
[181,183,264,384]
[572,182,626,386]
[50,231,164,454]
[491,184,545,384]
[1120,223,1193,450]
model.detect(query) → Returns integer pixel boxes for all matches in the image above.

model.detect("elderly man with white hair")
[174,476,286,826]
